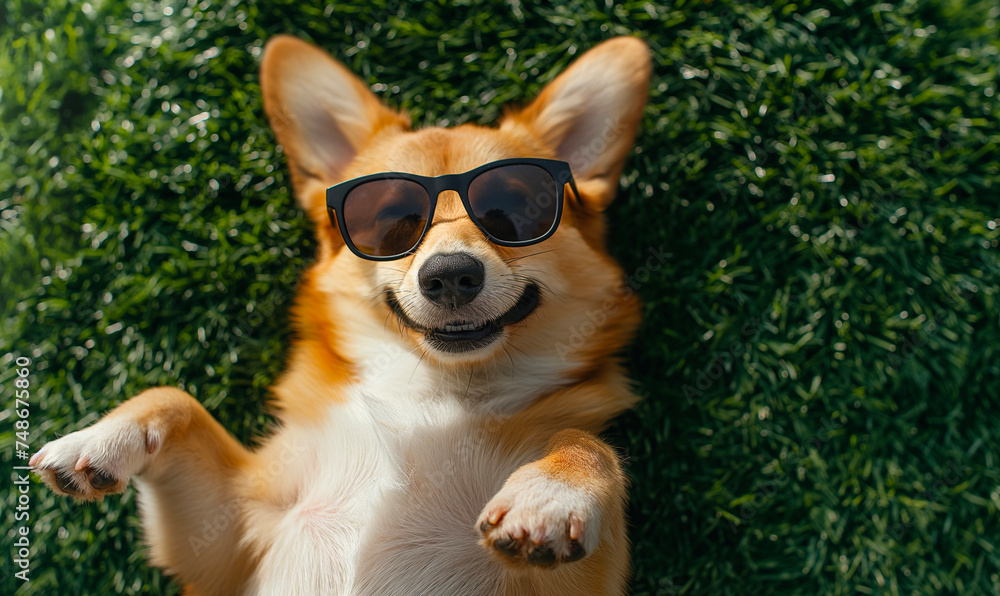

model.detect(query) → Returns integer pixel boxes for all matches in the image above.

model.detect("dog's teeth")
[444,323,477,332]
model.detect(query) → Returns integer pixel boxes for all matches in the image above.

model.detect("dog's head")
[261,36,649,385]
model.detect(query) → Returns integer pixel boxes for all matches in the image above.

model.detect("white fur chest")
[244,349,546,596]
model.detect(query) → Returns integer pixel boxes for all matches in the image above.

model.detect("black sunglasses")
[326,158,577,261]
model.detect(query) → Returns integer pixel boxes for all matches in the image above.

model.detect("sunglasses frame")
[326,157,577,261]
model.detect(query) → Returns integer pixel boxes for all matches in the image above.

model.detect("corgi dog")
[32,34,651,595]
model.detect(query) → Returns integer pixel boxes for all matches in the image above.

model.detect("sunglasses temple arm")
[566,177,583,208]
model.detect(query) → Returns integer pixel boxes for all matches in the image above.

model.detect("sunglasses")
[326,158,577,261]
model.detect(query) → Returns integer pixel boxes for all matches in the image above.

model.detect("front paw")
[476,467,600,567]
[31,418,159,501]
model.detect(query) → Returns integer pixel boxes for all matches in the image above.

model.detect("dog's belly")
[244,395,537,595]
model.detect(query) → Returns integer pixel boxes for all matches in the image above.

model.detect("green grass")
[2,0,999,594]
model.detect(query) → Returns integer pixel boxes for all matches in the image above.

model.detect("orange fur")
[34,34,651,595]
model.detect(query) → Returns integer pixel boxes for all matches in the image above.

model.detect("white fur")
[241,380,543,595]
[478,466,602,561]
[242,397,409,594]
[32,417,153,499]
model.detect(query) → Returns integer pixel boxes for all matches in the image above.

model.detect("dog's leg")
[476,429,629,583]
[32,387,255,593]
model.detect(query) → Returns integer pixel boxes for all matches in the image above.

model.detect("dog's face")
[261,37,649,375]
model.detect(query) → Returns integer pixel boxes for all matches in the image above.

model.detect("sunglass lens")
[467,164,558,243]
[343,179,430,257]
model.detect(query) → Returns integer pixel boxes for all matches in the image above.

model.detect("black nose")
[418,253,485,308]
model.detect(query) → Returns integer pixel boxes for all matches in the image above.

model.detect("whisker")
[408,348,427,384]
[508,272,562,300]
[505,343,530,359]
[383,309,395,333]
[503,249,559,264]
[463,366,475,400]
[501,345,516,373]
[366,278,406,304]
[484,360,492,399]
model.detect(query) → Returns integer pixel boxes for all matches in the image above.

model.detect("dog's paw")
[31,418,159,501]
[476,467,601,567]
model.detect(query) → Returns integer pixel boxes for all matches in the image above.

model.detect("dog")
[32,34,651,595]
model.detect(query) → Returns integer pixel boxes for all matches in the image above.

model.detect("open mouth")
[387,284,541,353]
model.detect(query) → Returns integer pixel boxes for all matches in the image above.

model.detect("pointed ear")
[503,37,651,212]
[260,35,410,225]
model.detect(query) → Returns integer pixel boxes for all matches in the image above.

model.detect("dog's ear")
[260,35,409,226]
[503,37,651,213]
